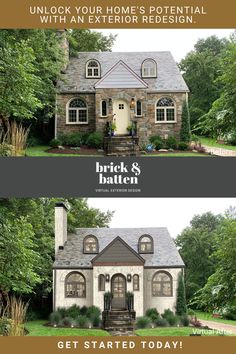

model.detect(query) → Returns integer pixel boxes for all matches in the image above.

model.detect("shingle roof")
[53,227,185,269]
[58,52,189,93]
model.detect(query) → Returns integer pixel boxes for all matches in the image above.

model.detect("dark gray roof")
[58,52,189,93]
[53,227,184,269]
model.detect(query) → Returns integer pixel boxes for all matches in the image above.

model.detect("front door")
[113,100,130,135]
[111,274,126,309]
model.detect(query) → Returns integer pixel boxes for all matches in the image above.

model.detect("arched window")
[156,97,176,123]
[100,100,108,117]
[86,60,101,78]
[133,274,139,291]
[152,271,172,297]
[67,98,88,124]
[83,235,98,253]
[142,59,157,78]
[136,100,142,117]
[138,235,154,253]
[65,272,86,298]
[98,274,105,291]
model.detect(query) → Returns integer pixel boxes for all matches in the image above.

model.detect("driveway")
[200,319,236,335]
[203,145,236,157]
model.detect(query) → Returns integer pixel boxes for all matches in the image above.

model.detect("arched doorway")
[111,274,126,309]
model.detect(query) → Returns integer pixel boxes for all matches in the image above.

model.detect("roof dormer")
[141,58,157,78]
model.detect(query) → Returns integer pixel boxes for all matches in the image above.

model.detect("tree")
[175,212,222,301]
[180,100,191,142]
[179,35,229,129]
[176,273,187,315]
[68,29,116,56]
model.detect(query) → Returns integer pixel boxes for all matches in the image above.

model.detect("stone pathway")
[109,330,136,336]
[200,319,236,335]
[202,145,236,157]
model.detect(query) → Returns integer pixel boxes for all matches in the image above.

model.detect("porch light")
[127,274,132,282]
[105,274,110,282]
[108,98,112,106]
[130,98,135,109]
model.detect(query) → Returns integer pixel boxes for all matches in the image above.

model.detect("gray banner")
[0,157,235,197]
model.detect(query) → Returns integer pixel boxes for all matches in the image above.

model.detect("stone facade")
[56,90,186,145]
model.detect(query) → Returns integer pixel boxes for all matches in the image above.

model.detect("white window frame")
[135,100,142,117]
[86,59,101,78]
[100,100,108,117]
[66,98,88,125]
[155,97,177,123]
[142,59,157,78]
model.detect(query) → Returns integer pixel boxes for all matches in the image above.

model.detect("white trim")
[66,98,88,125]
[100,99,108,118]
[142,58,157,78]
[55,93,58,138]
[86,59,101,78]
[155,97,177,123]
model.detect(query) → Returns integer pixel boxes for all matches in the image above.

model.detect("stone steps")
[102,310,136,331]
[104,136,140,156]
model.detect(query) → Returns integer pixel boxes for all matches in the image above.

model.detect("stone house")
[56,46,189,149]
[53,203,185,321]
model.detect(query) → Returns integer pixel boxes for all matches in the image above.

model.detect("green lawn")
[135,327,233,336]
[146,153,207,157]
[195,311,236,326]
[199,136,236,151]
[25,146,102,157]
[25,320,110,336]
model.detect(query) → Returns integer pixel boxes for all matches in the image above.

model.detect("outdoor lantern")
[127,274,132,282]
[108,98,112,106]
[105,274,110,282]
[130,98,135,109]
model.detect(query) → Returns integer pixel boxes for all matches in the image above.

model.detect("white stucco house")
[53,203,185,319]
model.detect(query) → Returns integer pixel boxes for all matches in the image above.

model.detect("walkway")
[200,319,236,335]
[202,145,236,157]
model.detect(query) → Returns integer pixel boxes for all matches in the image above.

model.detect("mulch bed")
[47,146,104,155]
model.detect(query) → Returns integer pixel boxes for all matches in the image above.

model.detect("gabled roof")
[58,52,189,93]
[94,60,148,89]
[92,236,145,265]
[53,227,185,269]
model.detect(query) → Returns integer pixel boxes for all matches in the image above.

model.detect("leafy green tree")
[179,35,229,129]
[175,212,222,301]
[176,273,187,315]
[180,100,191,142]
[0,216,41,295]
[68,29,116,56]
[192,210,236,310]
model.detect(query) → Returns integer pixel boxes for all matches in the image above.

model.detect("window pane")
[99,275,105,291]
[157,98,174,107]
[94,68,99,76]
[156,109,165,121]
[68,110,77,122]
[78,109,87,122]
[136,101,142,116]
[166,108,175,121]
[88,61,98,68]
[88,68,93,76]
[69,99,86,108]
[102,101,107,116]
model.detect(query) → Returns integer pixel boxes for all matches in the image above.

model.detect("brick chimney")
[55,202,68,255]
[57,29,69,73]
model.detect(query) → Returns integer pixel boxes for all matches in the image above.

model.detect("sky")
[87,198,236,238]
[98,29,233,62]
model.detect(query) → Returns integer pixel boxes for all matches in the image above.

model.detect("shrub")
[80,306,88,316]
[162,309,174,319]
[59,133,82,147]
[86,306,101,320]
[180,100,191,142]
[136,316,151,329]
[187,308,196,316]
[91,315,100,327]
[49,311,62,325]
[0,143,15,156]
[86,132,103,149]
[0,317,14,336]
[226,133,236,146]
[162,309,178,326]
[165,136,178,150]
[81,132,90,145]
[149,135,164,150]
[57,307,68,318]
[145,308,159,321]
[176,273,187,316]
[66,304,81,319]
[27,136,42,147]
[154,317,169,327]
[222,306,236,320]
[180,315,190,327]
[61,317,73,327]
[49,138,62,148]
[77,315,89,328]
[178,141,189,151]
[190,316,202,328]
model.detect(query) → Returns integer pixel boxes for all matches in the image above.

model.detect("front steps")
[104,136,140,156]
[102,310,136,333]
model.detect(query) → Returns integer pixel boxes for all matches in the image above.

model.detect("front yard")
[199,136,236,151]
[195,311,236,326]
